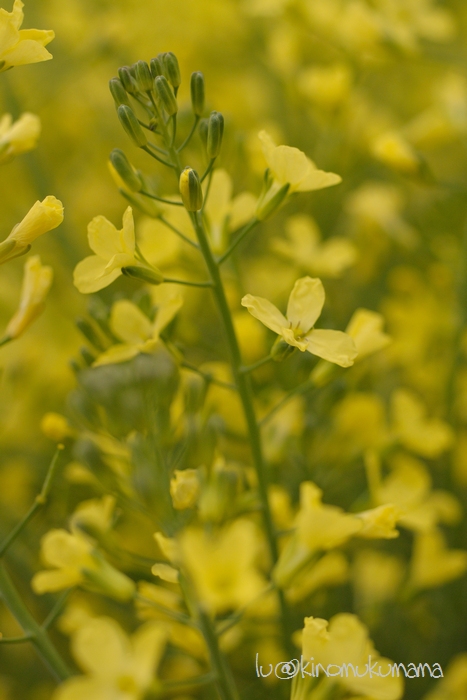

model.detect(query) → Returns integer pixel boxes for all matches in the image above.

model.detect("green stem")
[140,190,183,206]
[0,634,32,644]
[159,215,200,249]
[240,354,273,374]
[259,380,315,427]
[177,115,200,153]
[217,218,259,265]
[200,158,216,183]
[198,609,240,700]
[0,335,12,347]
[0,563,72,681]
[163,277,213,288]
[142,145,174,169]
[180,360,237,390]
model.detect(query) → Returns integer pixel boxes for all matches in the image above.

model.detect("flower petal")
[287,277,325,333]
[305,329,357,367]
[73,255,121,294]
[92,344,140,367]
[72,617,130,680]
[294,165,342,192]
[241,293,287,334]
[110,300,152,344]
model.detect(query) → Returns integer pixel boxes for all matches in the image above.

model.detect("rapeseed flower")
[0,112,40,163]
[4,255,52,339]
[0,0,54,71]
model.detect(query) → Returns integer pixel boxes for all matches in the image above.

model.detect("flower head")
[0,112,40,163]
[0,196,63,263]
[4,255,52,339]
[0,0,54,71]
[241,276,357,367]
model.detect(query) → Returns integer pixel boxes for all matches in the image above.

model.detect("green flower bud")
[76,318,107,352]
[80,346,96,367]
[150,54,166,79]
[117,66,138,96]
[190,71,205,116]
[82,553,135,602]
[255,182,290,221]
[207,111,224,159]
[117,105,147,148]
[198,118,209,148]
[109,78,130,107]
[109,149,143,192]
[154,75,178,116]
[135,60,153,92]
[179,167,203,211]
[122,265,164,285]
[163,52,181,89]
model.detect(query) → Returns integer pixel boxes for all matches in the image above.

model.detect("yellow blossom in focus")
[0,112,40,163]
[3,255,52,339]
[242,276,357,366]
[271,215,357,278]
[73,206,138,293]
[409,529,467,590]
[178,519,267,614]
[0,196,63,263]
[302,613,403,700]
[53,617,166,700]
[93,288,182,366]
[0,0,54,72]
[31,529,135,601]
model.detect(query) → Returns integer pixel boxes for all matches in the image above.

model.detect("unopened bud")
[117,105,147,148]
[198,118,208,148]
[117,66,138,96]
[179,167,203,211]
[122,265,164,285]
[41,412,75,442]
[207,111,224,159]
[163,52,181,89]
[150,55,166,79]
[109,78,130,107]
[109,149,143,192]
[154,75,178,116]
[190,72,205,116]
[135,60,153,92]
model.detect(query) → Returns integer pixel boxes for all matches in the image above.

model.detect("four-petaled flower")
[241,276,357,367]
[0,0,55,72]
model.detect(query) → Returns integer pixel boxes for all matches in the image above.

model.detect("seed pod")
[179,167,203,211]
[117,105,147,148]
[109,149,142,192]
[163,52,181,89]
[122,265,164,285]
[109,78,130,107]
[198,118,209,149]
[190,71,205,116]
[154,75,178,116]
[135,60,153,92]
[207,111,224,159]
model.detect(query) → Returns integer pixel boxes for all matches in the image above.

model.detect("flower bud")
[5,255,53,337]
[76,317,107,351]
[150,54,166,79]
[135,60,153,92]
[190,71,205,116]
[154,75,178,116]
[117,66,138,96]
[82,553,136,601]
[41,412,75,442]
[206,111,224,159]
[109,78,130,107]
[163,52,181,89]
[3,196,64,259]
[117,105,147,147]
[122,265,164,285]
[198,118,208,148]
[179,167,203,211]
[109,149,143,192]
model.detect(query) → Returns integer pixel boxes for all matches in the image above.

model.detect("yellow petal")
[305,328,357,367]
[93,344,140,367]
[294,164,342,192]
[110,300,152,344]
[131,624,167,688]
[53,677,115,700]
[241,293,287,334]
[346,308,390,360]
[73,255,121,294]
[72,617,129,680]
[31,568,83,594]
[87,215,123,259]
[40,530,92,568]
[286,276,324,333]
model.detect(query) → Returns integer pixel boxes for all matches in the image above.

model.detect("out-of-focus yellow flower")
[256,131,341,218]
[371,131,420,174]
[32,529,135,601]
[70,495,116,537]
[3,255,52,339]
[286,551,349,603]
[203,169,256,254]
[53,617,166,700]
[424,653,467,700]
[242,276,357,366]
[178,519,267,614]
[346,308,391,361]
[301,614,403,700]
[0,112,40,163]
[409,529,467,589]
[73,206,138,293]
[271,215,357,278]
[298,63,353,108]
[355,504,400,539]
[170,468,200,510]
[0,0,54,72]
[353,551,404,608]
[391,389,454,458]
[93,288,182,366]
[0,196,63,263]
[40,412,75,442]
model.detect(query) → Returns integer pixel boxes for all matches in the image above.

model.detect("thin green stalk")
[0,563,72,681]
[0,634,32,644]
[163,277,213,288]
[142,145,174,169]
[240,354,273,374]
[170,114,177,147]
[259,380,315,426]
[0,447,63,558]
[0,335,12,348]
[42,589,71,630]
[180,360,237,391]
[198,609,240,700]
[159,215,200,249]
[140,190,183,206]
[200,157,216,183]
[218,218,259,265]
[177,115,200,153]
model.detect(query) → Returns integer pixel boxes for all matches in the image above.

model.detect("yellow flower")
[0,0,54,72]
[73,206,138,293]
[53,617,166,700]
[93,288,182,366]
[271,214,357,278]
[4,255,52,339]
[241,276,357,366]
[31,529,135,601]
[424,653,467,700]
[0,112,40,163]
[409,529,467,590]
[391,389,454,458]
[203,168,256,253]
[371,131,420,174]
[346,308,391,361]
[0,196,63,263]
[301,613,403,700]
[355,504,400,539]
[170,469,200,510]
